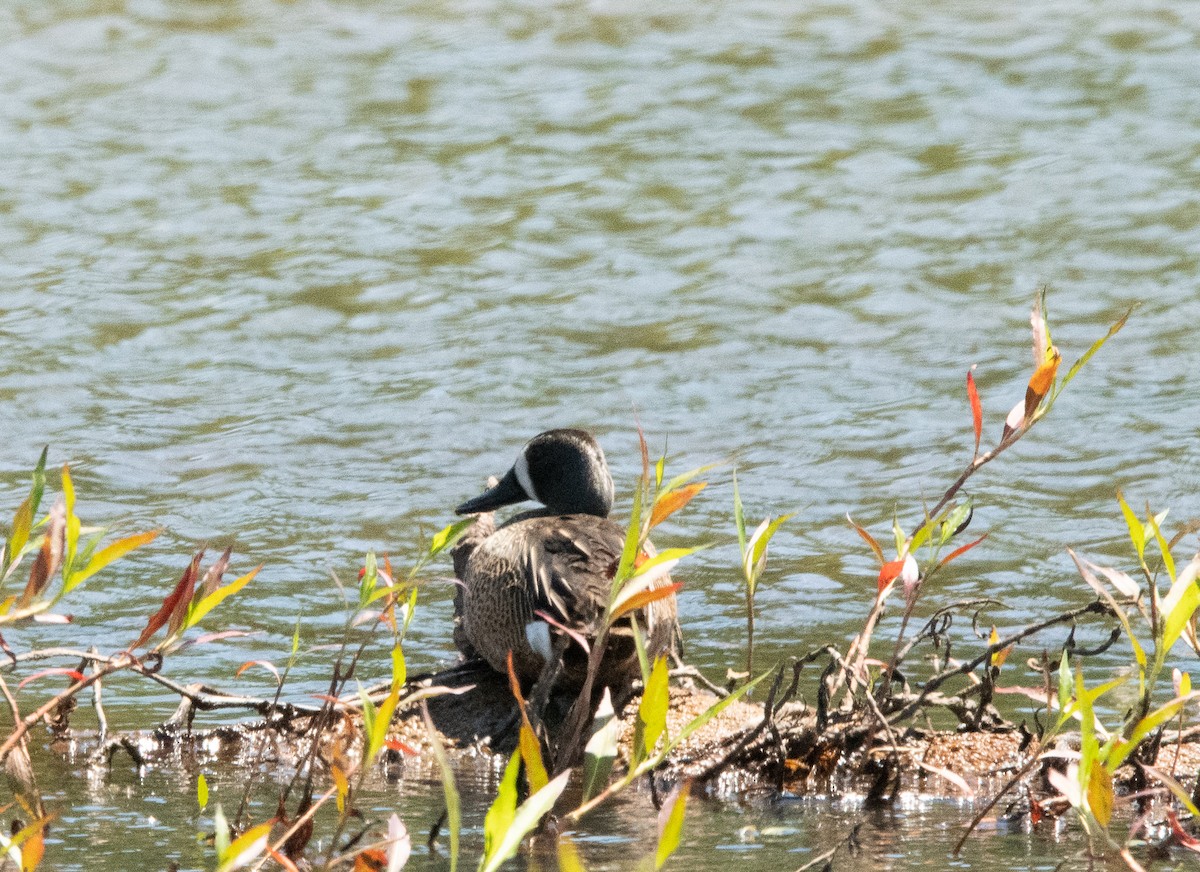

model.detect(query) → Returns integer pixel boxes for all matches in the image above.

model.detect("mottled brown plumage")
[452,430,681,691]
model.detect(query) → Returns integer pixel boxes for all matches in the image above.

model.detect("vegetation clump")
[6,293,1200,871]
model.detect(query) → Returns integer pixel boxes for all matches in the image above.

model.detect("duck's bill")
[455,467,528,515]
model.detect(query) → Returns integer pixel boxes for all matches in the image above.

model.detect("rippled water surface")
[3,0,1200,868]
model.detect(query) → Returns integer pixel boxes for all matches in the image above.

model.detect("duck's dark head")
[455,428,615,518]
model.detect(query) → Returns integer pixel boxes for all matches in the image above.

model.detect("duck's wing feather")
[518,515,623,632]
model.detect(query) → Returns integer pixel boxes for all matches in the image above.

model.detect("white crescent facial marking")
[514,448,536,501]
[525,621,553,661]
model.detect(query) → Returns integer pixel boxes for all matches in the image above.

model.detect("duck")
[451,428,681,692]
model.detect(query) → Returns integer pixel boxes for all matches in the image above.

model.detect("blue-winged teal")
[452,429,681,690]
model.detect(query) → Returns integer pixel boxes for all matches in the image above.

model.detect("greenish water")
[2,0,1200,868]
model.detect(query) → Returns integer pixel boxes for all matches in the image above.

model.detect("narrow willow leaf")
[636,656,670,762]
[184,565,261,631]
[429,518,475,559]
[1159,560,1200,656]
[891,512,904,557]
[655,780,691,870]
[1087,763,1114,828]
[1057,650,1071,712]
[1147,508,1176,583]
[582,689,619,801]
[478,771,570,872]
[482,752,520,864]
[421,703,459,872]
[648,482,707,530]
[61,465,80,583]
[216,820,272,872]
[70,530,160,587]
[556,837,588,872]
[213,805,231,861]
[1108,696,1189,771]
[1056,305,1133,397]
[197,774,209,811]
[1116,491,1145,561]
[846,514,884,565]
[662,462,721,497]
[967,367,982,457]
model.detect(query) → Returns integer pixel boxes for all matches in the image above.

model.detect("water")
[2,0,1200,867]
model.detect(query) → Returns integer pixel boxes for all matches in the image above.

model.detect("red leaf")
[1168,810,1200,852]
[966,367,982,457]
[939,533,989,568]
[878,559,905,593]
[130,549,204,650]
[17,668,85,689]
[385,738,419,756]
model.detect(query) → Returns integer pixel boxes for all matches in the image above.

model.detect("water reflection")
[2,0,1199,867]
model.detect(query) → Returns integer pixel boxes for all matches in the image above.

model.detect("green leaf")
[744,514,792,592]
[429,518,476,559]
[479,771,570,872]
[70,529,159,588]
[1116,491,1145,561]
[891,511,904,557]
[582,689,620,801]
[655,780,691,870]
[1108,697,1188,771]
[7,449,49,576]
[481,752,520,865]
[635,656,670,762]
[1147,508,1176,583]
[391,643,406,690]
[1159,560,1200,657]
[183,565,260,631]
[1054,305,1133,399]
[1057,650,1072,712]
[662,462,721,498]
[422,703,459,872]
[61,465,80,584]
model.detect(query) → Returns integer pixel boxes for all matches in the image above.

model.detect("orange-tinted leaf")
[17,668,85,689]
[20,502,64,607]
[847,514,885,566]
[505,653,548,792]
[611,582,683,621]
[236,660,281,685]
[966,367,982,457]
[131,549,203,650]
[21,829,44,871]
[939,533,989,568]
[1087,762,1114,827]
[1022,348,1061,421]
[353,849,388,871]
[648,482,707,530]
[266,845,302,872]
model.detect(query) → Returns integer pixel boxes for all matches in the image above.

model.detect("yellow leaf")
[1087,763,1114,827]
